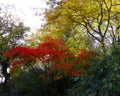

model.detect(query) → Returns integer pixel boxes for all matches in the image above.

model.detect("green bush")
[66,44,120,96]
[10,68,74,96]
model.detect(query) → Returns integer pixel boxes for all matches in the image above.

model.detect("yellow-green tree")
[42,0,120,52]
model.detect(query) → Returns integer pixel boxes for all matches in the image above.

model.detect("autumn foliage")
[4,36,94,80]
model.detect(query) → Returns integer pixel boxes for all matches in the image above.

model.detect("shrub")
[66,44,120,96]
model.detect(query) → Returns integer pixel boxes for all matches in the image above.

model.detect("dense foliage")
[0,0,120,96]
[4,36,94,95]
[66,43,120,96]
[0,4,29,95]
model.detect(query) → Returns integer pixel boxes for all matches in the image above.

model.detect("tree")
[4,36,94,95]
[66,43,120,96]
[0,4,29,50]
[43,0,120,52]
[0,4,29,95]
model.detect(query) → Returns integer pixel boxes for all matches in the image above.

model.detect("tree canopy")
[0,4,29,95]
[41,0,120,52]
[0,1,120,96]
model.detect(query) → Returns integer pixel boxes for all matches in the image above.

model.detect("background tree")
[41,0,120,52]
[0,4,29,95]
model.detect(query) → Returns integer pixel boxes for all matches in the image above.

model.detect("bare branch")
[85,23,100,42]
[85,19,100,34]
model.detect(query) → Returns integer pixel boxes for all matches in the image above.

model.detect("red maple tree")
[4,36,94,80]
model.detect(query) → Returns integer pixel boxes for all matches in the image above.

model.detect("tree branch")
[98,1,104,36]
[103,0,112,37]
[85,23,100,42]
